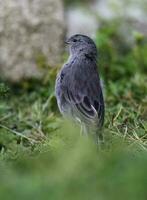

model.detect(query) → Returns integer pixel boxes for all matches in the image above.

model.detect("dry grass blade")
[0,123,38,145]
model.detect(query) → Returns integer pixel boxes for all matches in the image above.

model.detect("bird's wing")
[63,57,105,127]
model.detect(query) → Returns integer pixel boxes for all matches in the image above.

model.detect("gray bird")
[55,34,105,141]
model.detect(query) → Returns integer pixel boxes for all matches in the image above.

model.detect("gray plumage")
[55,34,105,138]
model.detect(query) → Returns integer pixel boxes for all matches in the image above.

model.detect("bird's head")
[65,34,97,57]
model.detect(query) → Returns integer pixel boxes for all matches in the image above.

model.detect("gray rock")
[0,0,65,82]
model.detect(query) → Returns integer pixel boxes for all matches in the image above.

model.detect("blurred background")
[0,0,147,81]
[0,0,147,199]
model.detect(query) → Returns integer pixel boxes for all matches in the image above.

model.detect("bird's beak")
[65,39,70,45]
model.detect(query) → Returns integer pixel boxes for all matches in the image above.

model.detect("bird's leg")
[79,122,90,137]
[96,130,104,150]
[80,124,83,136]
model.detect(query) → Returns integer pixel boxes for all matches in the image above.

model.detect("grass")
[0,21,147,199]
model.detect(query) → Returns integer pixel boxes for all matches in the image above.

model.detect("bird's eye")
[73,39,78,42]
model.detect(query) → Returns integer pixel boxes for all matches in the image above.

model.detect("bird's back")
[55,54,105,130]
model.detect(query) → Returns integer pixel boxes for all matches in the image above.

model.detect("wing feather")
[60,57,105,127]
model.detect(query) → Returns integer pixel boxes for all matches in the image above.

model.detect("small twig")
[0,113,13,122]
[128,134,147,151]
[128,138,147,151]
[0,123,37,144]
[113,105,123,123]
[22,120,46,138]
[42,96,51,113]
